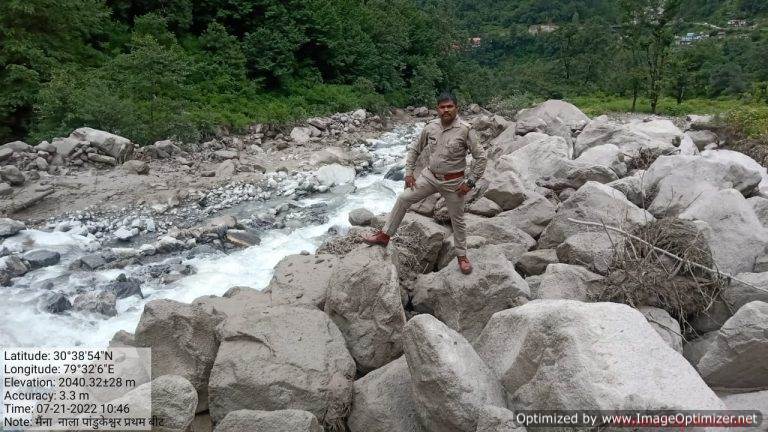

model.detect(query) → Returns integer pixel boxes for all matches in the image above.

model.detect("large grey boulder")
[687,130,719,150]
[643,155,762,217]
[626,119,684,146]
[23,249,61,268]
[679,189,768,275]
[494,192,556,238]
[192,288,272,323]
[403,314,505,432]
[413,244,530,342]
[475,300,726,411]
[574,117,680,158]
[491,131,548,158]
[482,167,526,210]
[348,357,423,432]
[214,409,321,432]
[546,159,619,190]
[639,306,683,353]
[465,215,536,249]
[574,144,625,173]
[538,182,654,248]
[516,100,589,132]
[208,305,355,426]
[556,231,621,275]
[697,301,768,391]
[488,125,517,156]
[606,172,646,207]
[325,247,405,372]
[723,272,768,310]
[0,218,25,237]
[0,140,31,152]
[70,127,133,161]
[535,263,604,300]
[516,249,558,276]
[394,213,450,274]
[111,375,197,432]
[134,300,219,413]
[266,253,339,309]
[497,135,570,190]
[468,197,503,217]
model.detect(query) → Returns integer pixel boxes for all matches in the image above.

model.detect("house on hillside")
[528,24,559,35]
[676,32,708,45]
[727,19,749,28]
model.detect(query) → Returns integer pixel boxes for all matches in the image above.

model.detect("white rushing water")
[0,123,422,348]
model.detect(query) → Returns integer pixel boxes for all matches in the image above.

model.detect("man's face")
[437,100,458,123]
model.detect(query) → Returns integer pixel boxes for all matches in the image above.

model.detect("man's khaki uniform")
[383,116,487,255]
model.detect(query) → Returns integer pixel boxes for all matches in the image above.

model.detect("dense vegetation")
[1,0,767,145]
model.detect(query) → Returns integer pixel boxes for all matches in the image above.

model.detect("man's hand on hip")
[404,175,416,190]
[457,182,472,196]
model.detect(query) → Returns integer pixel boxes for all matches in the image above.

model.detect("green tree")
[619,0,683,113]
[0,0,109,141]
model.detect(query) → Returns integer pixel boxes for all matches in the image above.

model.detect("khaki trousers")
[383,170,468,256]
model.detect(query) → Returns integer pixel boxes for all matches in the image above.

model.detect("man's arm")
[405,127,428,177]
[467,128,487,182]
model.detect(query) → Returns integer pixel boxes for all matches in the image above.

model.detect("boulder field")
[113,101,768,431]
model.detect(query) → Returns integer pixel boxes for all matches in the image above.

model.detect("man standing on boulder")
[363,92,487,274]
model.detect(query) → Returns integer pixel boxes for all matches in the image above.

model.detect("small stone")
[35,157,49,171]
[88,153,117,165]
[139,244,156,256]
[123,160,149,175]
[43,292,72,314]
[73,291,118,317]
[114,227,137,242]
[0,147,13,161]
[348,208,374,226]
[0,166,25,186]
[77,254,107,270]
[0,218,25,237]
[226,229,261,247]
[0,255,29,277]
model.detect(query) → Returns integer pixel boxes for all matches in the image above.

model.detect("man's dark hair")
[437,91,458,106]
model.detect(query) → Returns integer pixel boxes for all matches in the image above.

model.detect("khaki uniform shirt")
[405,116,487,182]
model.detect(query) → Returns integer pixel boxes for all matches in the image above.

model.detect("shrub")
[725,106,768,139]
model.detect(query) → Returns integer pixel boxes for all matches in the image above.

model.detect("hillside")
[1,0,767,147]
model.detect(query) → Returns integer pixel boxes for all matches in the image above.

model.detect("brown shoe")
[362,230,390,247]
[457,256,472,274]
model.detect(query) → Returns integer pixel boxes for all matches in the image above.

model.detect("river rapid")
[0,123,423,348]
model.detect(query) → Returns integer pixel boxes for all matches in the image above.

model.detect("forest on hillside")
[1,0,767,145]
